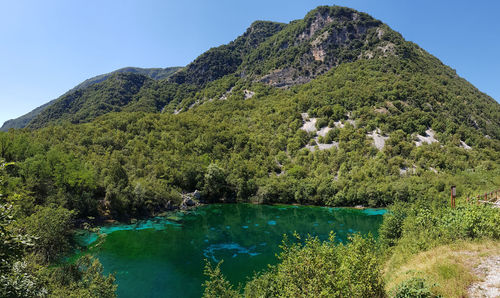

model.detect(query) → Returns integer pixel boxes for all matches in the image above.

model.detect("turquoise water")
[76,204,385,297]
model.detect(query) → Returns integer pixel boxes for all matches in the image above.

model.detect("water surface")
[76,204,385,297]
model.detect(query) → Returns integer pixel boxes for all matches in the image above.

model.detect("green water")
[76,204,385,298]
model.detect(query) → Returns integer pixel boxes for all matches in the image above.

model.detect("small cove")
[75,204,386,297]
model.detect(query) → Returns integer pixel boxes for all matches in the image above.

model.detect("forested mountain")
[10,6,499,138]
[69,67,182,92]
[0,99,57,131]
[0,67,181,131]
[0,4,497,217]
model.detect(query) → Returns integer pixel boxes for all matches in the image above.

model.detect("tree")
[203,261,238,298]
[49,255,116,298]
[203,163,228,202]
[19,205,74,263]
[0,160,46,297]
[244,233,385,297]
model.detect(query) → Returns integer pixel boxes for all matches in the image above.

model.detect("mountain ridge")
[0,66,182,131]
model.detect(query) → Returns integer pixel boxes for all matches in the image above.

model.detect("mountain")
[16,6,499,138]
[0,66,181,131]
[169,7,385,87]
[0,5,499,217]
[0,99,58,131]
[27,73,153,129]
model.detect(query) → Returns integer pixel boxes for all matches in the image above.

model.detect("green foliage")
[0,260,47,298]
[203,163,230,202]
[396,204,500,254]
[0,161,46,297]
[28,73,154,129]
[0,201,45,298]
[0,5,496,219]
[378,202,410,247]
[243,233,385,297]
[47,255,116,298]
[202,261,239,298]
[203,233,385,297]
[393,277,434,298]
[380,202,500,265]
[18,206,74,263]
[170,21,285,86]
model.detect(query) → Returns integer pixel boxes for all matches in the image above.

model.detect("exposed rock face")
[298,13,334,42]
[367,129,389,150]
[460,140,472,150]
[300,113,339,152]
[468,255,500,297]
[243,89,255,99]
[305,139,338,152]
[257,8,382,88]
[415,129,439,147]
[300,113,318,132]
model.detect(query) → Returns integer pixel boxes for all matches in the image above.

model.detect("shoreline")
[74,203,387,247]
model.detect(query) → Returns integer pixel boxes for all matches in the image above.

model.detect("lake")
[75,204,385,297]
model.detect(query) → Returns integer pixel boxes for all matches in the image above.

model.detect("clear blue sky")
[1,0,499,126]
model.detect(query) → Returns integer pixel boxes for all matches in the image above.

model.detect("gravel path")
[468,255,500,297]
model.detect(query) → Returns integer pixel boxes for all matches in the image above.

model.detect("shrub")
[315,117,329,130]
[393,277,434,298]
[205,233,385,297]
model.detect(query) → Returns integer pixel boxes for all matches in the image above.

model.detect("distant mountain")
[0,99,58,131]
[27,73,153,129]
[0,66,181,131]
[68,67,181,92]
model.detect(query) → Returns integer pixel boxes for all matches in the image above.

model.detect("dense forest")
[1,5,499,297]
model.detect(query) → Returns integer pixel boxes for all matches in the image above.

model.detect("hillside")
[0,5,496,219]
[13,6,499,139]
[0,66,181,131]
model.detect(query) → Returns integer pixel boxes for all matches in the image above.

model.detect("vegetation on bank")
[203,201,500,297]
[0,161,116,297]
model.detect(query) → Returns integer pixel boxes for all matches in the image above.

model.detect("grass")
[383,240,500,297]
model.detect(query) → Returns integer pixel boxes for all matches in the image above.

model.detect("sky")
[1,0,499,126]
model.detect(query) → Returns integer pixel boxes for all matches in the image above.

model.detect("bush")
[393,277,434,298]
[205,233,385,297]
[18,205,74,263]
[315,117,329,130]
[378,202,409,247]
[324,128,340,143]
[202,261,239,298]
